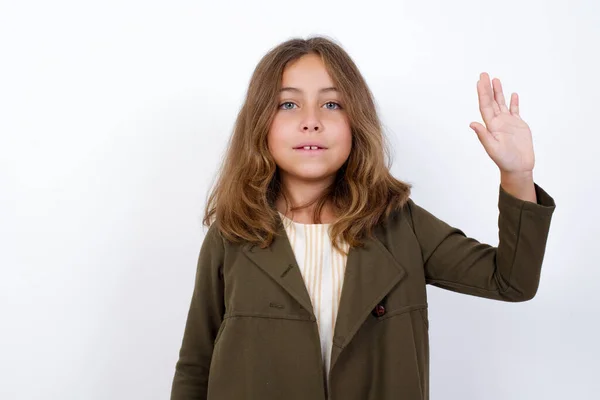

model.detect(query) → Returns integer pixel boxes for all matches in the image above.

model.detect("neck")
[275,173,337,224]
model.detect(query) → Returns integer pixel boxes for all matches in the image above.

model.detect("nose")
[302,124,320,132]
[301,117,322,132]
[300,108,323,132]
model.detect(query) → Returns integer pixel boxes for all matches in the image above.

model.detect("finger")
[470,121,497,150]
[509,92,520,117]
[492,78,509,113]
[477,73,500,125]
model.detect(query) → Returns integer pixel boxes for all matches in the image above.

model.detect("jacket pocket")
[214,318,227,345]
[418,307,428,330]
[375,303,428,322]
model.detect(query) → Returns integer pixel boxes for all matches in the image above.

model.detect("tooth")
[303,146,311,150]
[310,146,318,150]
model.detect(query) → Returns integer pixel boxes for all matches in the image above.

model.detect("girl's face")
[267,53,352,190]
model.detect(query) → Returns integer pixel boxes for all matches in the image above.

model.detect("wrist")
[500,170,533,182]
[500,170,536,203]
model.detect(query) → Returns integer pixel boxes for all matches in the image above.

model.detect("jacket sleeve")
[406,182,556,301]
[170,223,225,400]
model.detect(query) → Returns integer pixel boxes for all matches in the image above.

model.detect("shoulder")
[373,198,415,235]
[200,221,226,254]
[375,195,444,237]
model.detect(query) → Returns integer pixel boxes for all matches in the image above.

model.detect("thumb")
[470,122,492,148]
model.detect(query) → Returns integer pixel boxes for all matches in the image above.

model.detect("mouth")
[293,146,327,154]
[293,145,327,150]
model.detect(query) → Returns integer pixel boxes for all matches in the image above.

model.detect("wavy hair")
[202,35,412,255]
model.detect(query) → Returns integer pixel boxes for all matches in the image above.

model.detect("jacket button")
[372,304,386,317]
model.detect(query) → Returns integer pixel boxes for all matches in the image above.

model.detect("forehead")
[280,53,336,90]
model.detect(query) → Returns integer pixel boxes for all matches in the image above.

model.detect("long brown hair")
[202,35,412,255]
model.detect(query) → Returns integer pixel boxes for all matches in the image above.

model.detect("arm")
[407,182,556,301]
[170,223,225,400]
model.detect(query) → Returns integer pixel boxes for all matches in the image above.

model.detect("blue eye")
[324,101,342,110]
[279,102,297,110]
[278,101,342,110]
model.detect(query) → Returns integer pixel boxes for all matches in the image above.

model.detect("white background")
[1,1,598,399]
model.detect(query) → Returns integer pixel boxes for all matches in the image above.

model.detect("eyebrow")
[278,86,339,94]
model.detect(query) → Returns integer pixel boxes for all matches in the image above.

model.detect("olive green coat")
[170,183,556,400]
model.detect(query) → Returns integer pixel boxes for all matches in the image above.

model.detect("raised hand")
[469,72,535,175]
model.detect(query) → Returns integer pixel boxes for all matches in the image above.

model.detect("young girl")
[170,36,556,400]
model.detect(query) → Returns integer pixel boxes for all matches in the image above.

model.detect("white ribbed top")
[277,211,350,385]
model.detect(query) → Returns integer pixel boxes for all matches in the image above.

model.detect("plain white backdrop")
[1,0,598,399]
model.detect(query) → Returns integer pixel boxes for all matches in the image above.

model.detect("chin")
[290,170,338,181]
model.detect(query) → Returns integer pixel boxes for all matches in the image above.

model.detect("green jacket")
[170,183,556,400]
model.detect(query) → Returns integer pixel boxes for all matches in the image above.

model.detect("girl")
[170,36,556,400]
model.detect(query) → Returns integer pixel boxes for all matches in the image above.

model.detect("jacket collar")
[241,214,407,371]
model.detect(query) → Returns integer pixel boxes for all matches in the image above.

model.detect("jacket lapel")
[241,217,314,315]
[241,215,408,371]
[329,233,407,371]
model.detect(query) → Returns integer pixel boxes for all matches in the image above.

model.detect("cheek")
[333,121,353,153]
[267,121,286,155]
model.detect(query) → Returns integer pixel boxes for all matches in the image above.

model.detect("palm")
[470,73,535,173]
